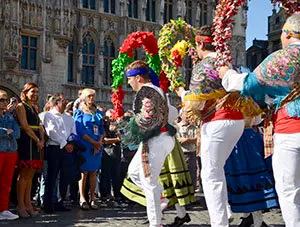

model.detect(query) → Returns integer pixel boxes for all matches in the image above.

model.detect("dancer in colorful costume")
[219,12,300,227]
[121,60,176,227]
[225,108,279,227]
[121,102,195,227]
[179,25,245,227]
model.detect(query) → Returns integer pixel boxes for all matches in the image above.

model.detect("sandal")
[80,201,90,210]
[90,201,98,210]
[16,208,30,218]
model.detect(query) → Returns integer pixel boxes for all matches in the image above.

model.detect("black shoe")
[136,217,149,225]
[238,214,253,227]
[43,205,54,214]
[168,213,191,227]
[54,201,71,212]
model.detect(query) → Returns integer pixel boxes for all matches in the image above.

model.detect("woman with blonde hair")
[73,88,104,210]
[16,82,44,218]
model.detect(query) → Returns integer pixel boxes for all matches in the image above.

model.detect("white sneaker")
[0,210,19,220]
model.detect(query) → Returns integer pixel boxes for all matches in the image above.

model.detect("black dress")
[17,103,43,169]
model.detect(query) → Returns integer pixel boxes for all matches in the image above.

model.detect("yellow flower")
[169,40,188,60]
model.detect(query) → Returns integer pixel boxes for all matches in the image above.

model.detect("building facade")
[246,5,286,70]
[0,0,245,109]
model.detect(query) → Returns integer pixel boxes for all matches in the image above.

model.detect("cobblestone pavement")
[1,194,284,227]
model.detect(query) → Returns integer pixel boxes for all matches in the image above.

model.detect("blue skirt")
[224,128,279,213]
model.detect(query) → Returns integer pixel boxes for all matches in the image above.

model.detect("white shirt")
[43,108,76,149]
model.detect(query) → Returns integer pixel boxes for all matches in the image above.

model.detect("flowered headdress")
[111,31,168,119]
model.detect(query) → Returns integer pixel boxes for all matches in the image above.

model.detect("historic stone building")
[0,0,246,109]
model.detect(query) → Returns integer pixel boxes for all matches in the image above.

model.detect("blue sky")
[246,0,274,49]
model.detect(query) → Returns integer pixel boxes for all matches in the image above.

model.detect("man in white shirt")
[43,93,76,213]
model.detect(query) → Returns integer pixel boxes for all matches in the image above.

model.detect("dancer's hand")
[175,86,185,97]
[218,66,230,79]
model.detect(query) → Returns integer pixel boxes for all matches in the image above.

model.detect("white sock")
[252,211,263,227]
[175,204,186,219]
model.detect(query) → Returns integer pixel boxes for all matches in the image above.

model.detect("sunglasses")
[0,98,9,103]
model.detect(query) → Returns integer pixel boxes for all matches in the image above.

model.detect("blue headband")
[125,68,149,77]
[125,67,160,87]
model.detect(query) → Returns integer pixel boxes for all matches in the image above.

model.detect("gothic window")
[21,36,37,71]
[68,41,73,82]
[199,0,208,26]
[164,0,173,24]
[104,0,115,13]
[185,0,192,24]
[82,33,95,85]
[128,0,138,18]
[146,0,156,22]
[82,0,95,10]
[103,36,115,86]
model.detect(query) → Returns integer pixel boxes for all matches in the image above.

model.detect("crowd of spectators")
[0,82,200,221]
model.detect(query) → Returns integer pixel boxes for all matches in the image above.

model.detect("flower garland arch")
[111,31,162,119]
[213,0,299,68]
[158,18,197,91]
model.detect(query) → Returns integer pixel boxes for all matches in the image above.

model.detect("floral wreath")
[158,18,197,91]
[213,0,299,68]
[111,31,163,119]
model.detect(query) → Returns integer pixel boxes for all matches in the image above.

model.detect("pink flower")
[287,48,299,57]
[280,70,286,77]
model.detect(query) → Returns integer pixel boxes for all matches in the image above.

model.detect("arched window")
[104,0,115,14]
[82,0,95,10]
[164,0,173,24]
[82,33,95,85]
[103,36,115,86]
[199,0,208,26]
[128,0,138,18]
[67,41,73,82]
[146,0,156,22]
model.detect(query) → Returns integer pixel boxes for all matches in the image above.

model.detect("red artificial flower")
[111,87,125,120]
[172,50,183,67]
[159,71,169,93]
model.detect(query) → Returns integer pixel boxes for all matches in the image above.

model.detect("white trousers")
[128,132,175,227]
[272,133,300,227]
[201,120,244,227]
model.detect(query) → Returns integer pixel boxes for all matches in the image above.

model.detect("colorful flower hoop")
[111,31,161,119]
[158,18,196,91]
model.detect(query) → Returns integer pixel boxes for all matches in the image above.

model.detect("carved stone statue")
[196,3,201,21]
[141,0,147,9]
[54,17,60,33]
[37,8,43,26]
[64,16,70,35]
[77,46,83,72]
[4,31,10,54]
[177,0,186,18]
[3,1,10,22]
